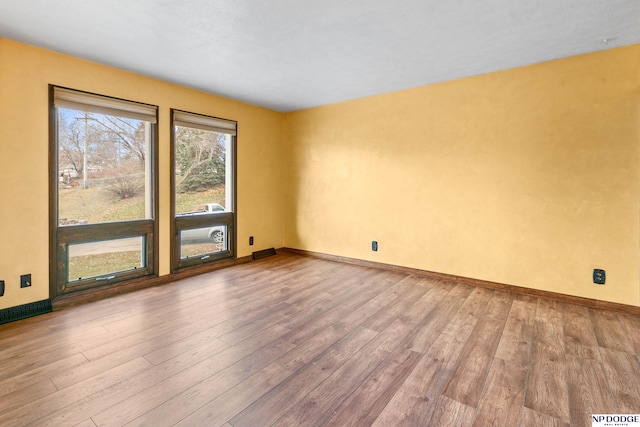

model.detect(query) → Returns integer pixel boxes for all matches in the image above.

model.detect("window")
[50,86,158,295]
[171,110,236,270]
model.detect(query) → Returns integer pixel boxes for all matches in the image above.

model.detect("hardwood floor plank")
[92,336,296,427]
[276,272,404,351]
[533,299,565,360]
[442,316,507,407]
[455,287,495,318]
[524,299,570,423]
[271,334,389,426]
[0,307,112,343]
[0,253,638,427]
[84,302,255,361]
[230,326,379,427]
[272,271,387,335]
[0,357,153,426]
[141,329,230,366]
[404,283,474,353]
[168,361,296,427]
[57,337,228,390]
[484,290,515,320]
[34,279,277,371]
[519,407,570,427]
[218,271,403,348]
[0,379,57,416]
[599,347,640,413]
[217,302,307,346]
[0,323,111,372]
[566,354,617,427]
[494,298,536,367]
[361,276,427,331]
[279,264,376,306]
[277,322,364,374]
[563,304,601,361]
[590,309,636,354]
[426,395,476,427]
[81,299,292,361]
[55,260,290,334]
[372,311,478,426]
[270,277,432,399]
[98,257,334,334]
[323,348,422,426]
[524,351,570,423]
[621,313,640,356]
[472,358,527,427]
[230,262,360,311]
[275,299,440,426]
[33,321,290,426]
[0,353,88,398]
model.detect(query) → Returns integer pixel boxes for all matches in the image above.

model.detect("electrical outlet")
[20,274,31,288]
[593,269,605,285]
[372,241,378,252]
[249,236,254,246]
[0,280,4,296]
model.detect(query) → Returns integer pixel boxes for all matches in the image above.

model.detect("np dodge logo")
[592,414,640,426]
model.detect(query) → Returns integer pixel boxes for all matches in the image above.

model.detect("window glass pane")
[175,127,232,215]
[57,109,153,226]
[180,225,228,259]
[67,236,145,281]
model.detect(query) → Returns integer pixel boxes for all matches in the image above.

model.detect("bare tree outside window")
[57,109,151,226]
[52,87,158,293]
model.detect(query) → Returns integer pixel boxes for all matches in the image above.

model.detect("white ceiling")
[1,0,639,112]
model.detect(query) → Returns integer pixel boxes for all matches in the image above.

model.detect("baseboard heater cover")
[0,299,52,325]
[252,248,277,260]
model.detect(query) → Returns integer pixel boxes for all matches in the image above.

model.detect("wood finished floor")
[1,253,639,426]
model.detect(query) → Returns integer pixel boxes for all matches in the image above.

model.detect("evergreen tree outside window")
[171,110,236,270]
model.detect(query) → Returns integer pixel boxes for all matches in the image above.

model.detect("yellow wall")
[284,44,640,306]
[0,38,285,309]
[1,37,638,311]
